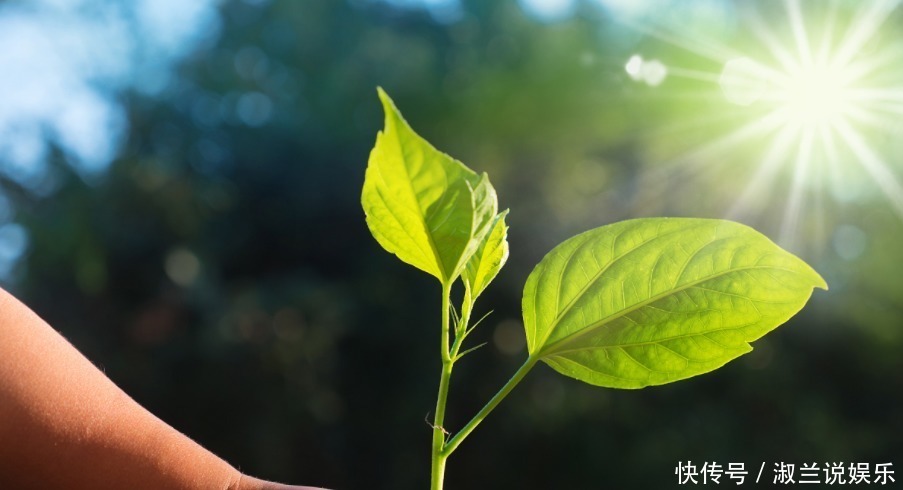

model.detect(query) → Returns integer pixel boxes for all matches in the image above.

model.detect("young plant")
[362,88,827,490]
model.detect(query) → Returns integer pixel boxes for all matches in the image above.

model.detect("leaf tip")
[375,87,413,140]
[376,86,398,116]
[803,262,828,291]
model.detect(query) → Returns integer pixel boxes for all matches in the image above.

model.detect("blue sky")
[0,0,222,278]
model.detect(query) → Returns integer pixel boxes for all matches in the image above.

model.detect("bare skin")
[0,287,326,490]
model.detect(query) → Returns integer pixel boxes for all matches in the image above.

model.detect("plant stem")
[431,284,534,488]
[441,356,538,457]
[449,288,472,359]
[430,281,454,490]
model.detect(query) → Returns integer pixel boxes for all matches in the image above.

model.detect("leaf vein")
[539,264,808,356]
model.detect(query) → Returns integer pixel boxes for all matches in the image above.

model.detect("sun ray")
[831,0,900,69]
[850,88,903,104]
[727,123,799,220]
[780,126,815,247]
[844,105,901,133]
[835,118,903,218]
[634,114,789,210]
[812,126,830,252]
[613,0,903,243]
[786,0,814,66]
[652,112,787,179]
[745,5,801,74]
[814,0,841,64]
[648,110,752,142]
[834,43,903,87]
[617,17,740,64]
[819,122,845,202]
[663,66,724,84]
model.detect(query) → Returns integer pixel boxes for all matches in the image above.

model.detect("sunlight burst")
[775,61,851,127]
[621,0,903,249]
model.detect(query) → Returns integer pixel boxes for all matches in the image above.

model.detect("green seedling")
[362,88,827,490]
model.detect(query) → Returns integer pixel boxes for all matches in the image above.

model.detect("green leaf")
[522,218,827,389]
[462,210,510,299]
[362,88,498,284]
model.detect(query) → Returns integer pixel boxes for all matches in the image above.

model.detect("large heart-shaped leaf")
[362,88,498,284]
[523,218,827,389]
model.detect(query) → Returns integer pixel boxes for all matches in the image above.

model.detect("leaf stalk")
[441,356,538,457]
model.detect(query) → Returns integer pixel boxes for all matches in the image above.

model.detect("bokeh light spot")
[237,92,274,127]
[833,224,868,261]
[719,57,767,106]
[624,55,668,86]
[625,54,643,80]
[641,59,668,86]
[165,247,201,287]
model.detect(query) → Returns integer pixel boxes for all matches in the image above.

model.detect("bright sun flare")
[621,0,903,248]
[778,62,850,127]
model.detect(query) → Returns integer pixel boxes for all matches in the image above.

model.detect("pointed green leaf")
[523,218,827,389]
[463,173,500,273]
[462,210,510,299]
[362,88,498,283]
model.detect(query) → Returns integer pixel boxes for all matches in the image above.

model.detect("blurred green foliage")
[2,0,901,488]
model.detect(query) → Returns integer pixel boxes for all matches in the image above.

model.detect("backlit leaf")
[522,218,827,389]
[462,210,509,299]
[362,88,497,284]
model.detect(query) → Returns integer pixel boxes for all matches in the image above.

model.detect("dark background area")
[0,0,901,488]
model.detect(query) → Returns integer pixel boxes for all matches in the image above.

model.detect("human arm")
[0,287,323,489]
